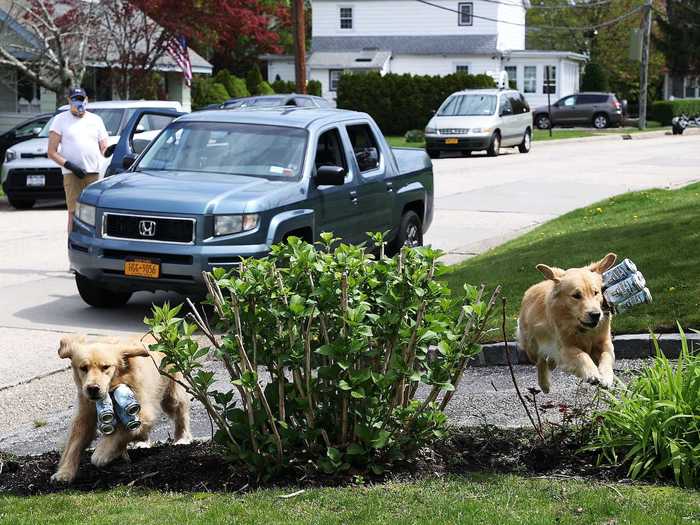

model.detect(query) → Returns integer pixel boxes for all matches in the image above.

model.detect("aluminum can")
[96,394,115,424]
[614,287,652,313]
[602,259,637,287]
[603,272,646,304]
[98,422,116,435]
[114,401,142,430]
[112,384,140,416]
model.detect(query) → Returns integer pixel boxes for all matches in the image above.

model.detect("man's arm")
[47,131,66,167]
[99,137,108,156]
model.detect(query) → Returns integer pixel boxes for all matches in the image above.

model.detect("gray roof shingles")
[312,35,498,55]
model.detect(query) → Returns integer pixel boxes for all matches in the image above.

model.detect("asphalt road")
[1,131,699,456]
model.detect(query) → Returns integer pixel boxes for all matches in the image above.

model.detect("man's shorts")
[63,172,98,212]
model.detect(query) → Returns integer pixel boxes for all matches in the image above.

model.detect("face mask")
[71,99,87,115]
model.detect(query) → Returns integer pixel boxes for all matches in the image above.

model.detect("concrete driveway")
[1,131,699,454]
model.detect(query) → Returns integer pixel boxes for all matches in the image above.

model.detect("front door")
[552,95,577,125]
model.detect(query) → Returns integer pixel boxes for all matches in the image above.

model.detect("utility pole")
[638,0,653,129]
[292,0,307,94]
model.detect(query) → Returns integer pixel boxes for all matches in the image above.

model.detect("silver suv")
[424,88,532,158]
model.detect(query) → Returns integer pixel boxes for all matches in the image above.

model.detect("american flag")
[165,36,192,87]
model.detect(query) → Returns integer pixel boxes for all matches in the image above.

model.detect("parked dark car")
[533,92,623,130]
[0,113,52,167]
[68,107,433,307]
[205,94,332,111]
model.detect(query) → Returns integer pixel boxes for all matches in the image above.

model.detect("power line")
[480,0,617,10]
[415,0,643,30]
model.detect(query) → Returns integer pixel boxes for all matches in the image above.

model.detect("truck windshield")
[438,94,496,116]
[136,121,307,179]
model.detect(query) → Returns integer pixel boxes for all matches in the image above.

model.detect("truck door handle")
[386,182,393,192]
[349,190,359,205]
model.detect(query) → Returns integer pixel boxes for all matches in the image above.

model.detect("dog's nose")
[86,385,101,398]
[588,311,602,324]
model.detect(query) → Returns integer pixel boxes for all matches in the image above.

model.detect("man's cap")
[68,87,86,99]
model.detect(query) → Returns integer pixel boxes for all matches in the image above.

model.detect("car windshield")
[39,109,125,137]
[249,97,285,107]
[437,94,497,116]
[136,121,307,179]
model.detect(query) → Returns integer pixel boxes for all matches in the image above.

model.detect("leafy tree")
[656,0,700,80]
[581,62,610,92]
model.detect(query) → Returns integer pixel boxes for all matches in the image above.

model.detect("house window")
[330,69,343,92]
[504,66,517,89]
[455,65,470,74]
[523,66,536,93]
[458,2,473,26]
[339,7,353,29]
[543,65,557,95]
[685,77,698,98]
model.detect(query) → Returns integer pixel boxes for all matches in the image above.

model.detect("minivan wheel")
[593,113,609,129]
[518,128,532,153]
[75,273,132,308]
[426,149,440,159]
[486,132,501,157]
[389,210,423,256]
[535,114,551,130]
[7,196,36,209]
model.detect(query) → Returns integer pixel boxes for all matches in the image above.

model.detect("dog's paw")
[582,369,602,386]
[174,434,192,446]
[50,470,74,484]
[598,373,615,389]
[131,440,152,449]
[91,447,118,468]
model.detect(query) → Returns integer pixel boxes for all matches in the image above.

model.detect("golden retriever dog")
[517,253,618,393]
[51,334,191,483]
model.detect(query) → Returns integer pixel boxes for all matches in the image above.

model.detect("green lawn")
[442,183,700,338]
[3,475,699,524]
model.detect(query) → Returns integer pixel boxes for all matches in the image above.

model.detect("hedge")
[650,98,700,125]
[336,71,496,135]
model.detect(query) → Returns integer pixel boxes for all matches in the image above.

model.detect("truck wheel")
[75,273,132,308]
[389,210,423,255]
[486,132,501,157]
[518,128,531,153]
[7,196,36,209]
[426,149,440,159]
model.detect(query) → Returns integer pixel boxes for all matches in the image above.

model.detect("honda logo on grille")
[138,220,156,237]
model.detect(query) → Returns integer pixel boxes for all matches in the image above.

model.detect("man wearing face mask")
[48,87,109,232]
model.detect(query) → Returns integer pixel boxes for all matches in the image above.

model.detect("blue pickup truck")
[69,107,434,307]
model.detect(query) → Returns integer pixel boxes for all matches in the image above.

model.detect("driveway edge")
[474,332,700,367]
[534,127,700,146]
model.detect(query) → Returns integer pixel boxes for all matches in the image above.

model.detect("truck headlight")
[74,202,96,226]
[425,127,437,134]
[214,214,259,236]
[4,149,17,163]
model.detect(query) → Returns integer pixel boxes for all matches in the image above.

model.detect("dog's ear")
[588,253,617,274]
[536,264,564,282]
[58,334,85,359]
[120,344,150,360]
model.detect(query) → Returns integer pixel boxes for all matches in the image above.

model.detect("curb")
[533,127,700,147]
[474,333,700,367]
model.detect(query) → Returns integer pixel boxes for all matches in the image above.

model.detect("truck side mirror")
[315,165,345,186]
[122,153,138,170]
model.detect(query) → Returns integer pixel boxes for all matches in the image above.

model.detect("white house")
[663,74,700,100]
[264,0,586,107]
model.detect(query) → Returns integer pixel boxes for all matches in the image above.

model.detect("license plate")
[26,175,45,187]
[124,258,160,279]
[445,138,459,145]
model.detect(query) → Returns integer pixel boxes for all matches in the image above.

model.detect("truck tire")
[486,132,501,157]
[389,210,423,255]
[426,149,440,159]
[7,196,36,209]
[518,128,531,153]
[75,273,132,308]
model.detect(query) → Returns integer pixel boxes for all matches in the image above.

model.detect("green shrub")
[215,70,250,99]
[246,64,264,95]
[404,129,425,143]
[257,81,275,95]
[191,77,230,109]
[581,62,610,92]
[336,72,495,135]
[588,328,700,488]
[146,235,499,478]
[650,98,700,125]
[307,79,322,97]
[272,79,296,93]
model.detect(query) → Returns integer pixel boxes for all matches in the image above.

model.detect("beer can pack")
[114,403,142,431]
[96,395,116,435]
[112,384,141,416]
[614,287,653,313]
[602,259,637,288]
[603,272,646,305]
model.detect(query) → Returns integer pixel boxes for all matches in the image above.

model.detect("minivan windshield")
[437,94,497,116]
[136,121,307,179]
[39,109,125,137]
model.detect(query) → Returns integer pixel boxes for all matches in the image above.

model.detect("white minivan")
[424,88,532,158]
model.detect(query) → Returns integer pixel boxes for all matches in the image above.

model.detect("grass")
[386,121,665,149]
[442,182,700,338]
[2,475,699,524]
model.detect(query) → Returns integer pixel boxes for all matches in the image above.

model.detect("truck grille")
[438,128,469,135]
[103,213,195,244]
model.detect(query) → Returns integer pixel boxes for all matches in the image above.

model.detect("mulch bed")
[0,426,627,496]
